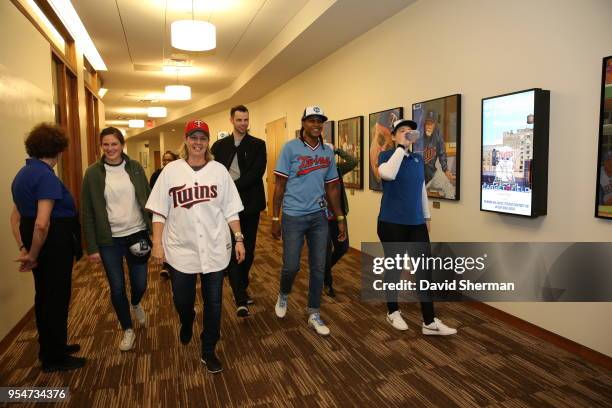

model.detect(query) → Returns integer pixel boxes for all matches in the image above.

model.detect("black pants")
[324,219,349,288]
[227,212,260,306]
[21,218,77,364]
[169,266,224,355]
[376,220,435,325]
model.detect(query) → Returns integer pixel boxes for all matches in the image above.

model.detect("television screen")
[480,89,549,217]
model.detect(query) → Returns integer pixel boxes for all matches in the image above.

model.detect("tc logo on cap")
[313,107,321,113]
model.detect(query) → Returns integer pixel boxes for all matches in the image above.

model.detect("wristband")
[336,215,346,221]
[272,217,280,221]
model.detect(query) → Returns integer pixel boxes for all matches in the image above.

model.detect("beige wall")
[0,0,55,340]
[200,0,612,356]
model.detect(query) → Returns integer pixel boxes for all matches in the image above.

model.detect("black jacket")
[211,133,267,214]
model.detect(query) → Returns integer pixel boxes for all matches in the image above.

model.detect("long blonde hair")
[179,138,214,162]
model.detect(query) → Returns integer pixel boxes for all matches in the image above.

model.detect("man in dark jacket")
[211,105,267,317]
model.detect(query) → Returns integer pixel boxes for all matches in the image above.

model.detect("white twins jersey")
[145,159,243,274]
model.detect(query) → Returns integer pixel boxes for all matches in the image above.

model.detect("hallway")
[1,216,611,407]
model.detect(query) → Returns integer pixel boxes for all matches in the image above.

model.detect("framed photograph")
[412,94,461,200]
[368,107,403,191]
[480,88,550,217]
[323,120,335,145]
[595,56,612,219]
[139,151,148,169]
[337,116,364,189]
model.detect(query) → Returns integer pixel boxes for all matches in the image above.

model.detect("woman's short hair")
[100,127,125,145]
[163,150,179,160]
[25,123,69,159]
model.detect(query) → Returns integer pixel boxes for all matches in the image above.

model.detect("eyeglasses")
[187,135,209,142]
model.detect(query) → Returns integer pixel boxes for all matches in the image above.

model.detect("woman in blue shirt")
[10,123,86,373]
[377,119,456,335]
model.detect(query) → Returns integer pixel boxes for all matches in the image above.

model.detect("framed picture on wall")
[322,120,335,145]
[368,107,403,191]
[139,151,148,169]
[480,88,550,217]
[412,94,461,200]
[337,116,364,190]
[595,55,612,219]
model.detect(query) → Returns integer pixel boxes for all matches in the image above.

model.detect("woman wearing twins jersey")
[146,119,245,374]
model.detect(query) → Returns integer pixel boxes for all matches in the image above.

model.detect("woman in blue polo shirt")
[271,106,346,337]
[377,119,457,336]
[10,123,86,373]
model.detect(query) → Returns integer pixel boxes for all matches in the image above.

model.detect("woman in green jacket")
[81,127,151,352]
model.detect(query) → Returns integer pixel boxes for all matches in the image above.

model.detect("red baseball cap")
[184,119,210,136]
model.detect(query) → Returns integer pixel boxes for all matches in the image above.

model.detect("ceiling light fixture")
[128,119,145,128]
[164,85,191,100]
[171,20,216,51]
[147,107,168,118]
[47,0,107,70]
[170,0,216,51]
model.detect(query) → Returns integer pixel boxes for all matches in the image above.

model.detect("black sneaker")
[236,306,249,317]
[201,353,223,374]
[180,323,193,345]
[42,356,86,373]
[65,344,81,354]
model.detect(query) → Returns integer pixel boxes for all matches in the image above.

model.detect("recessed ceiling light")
[128,119,145,128]
[147,107,168,118]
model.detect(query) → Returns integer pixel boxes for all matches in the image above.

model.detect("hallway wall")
[199,0,612,356]
[0,0,56,341]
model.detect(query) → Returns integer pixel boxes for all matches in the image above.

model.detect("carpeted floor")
[1,216,611,407]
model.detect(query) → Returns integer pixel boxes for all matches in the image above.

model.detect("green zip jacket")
[81,154,151,255]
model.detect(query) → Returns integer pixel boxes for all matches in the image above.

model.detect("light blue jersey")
[274,138,339,216]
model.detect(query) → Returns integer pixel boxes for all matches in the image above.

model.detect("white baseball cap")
[302,106,328,122]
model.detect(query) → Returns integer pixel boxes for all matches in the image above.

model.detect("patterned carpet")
[0,216,611,407]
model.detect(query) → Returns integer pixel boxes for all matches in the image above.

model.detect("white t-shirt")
[145,159,244,274]
[104,161,146,237]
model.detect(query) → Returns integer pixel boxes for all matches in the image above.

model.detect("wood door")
[153,151,161,170]
[265,117,287,216]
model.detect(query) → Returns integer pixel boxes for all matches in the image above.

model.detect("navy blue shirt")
[12,158,77,218]
[377,150,425,225]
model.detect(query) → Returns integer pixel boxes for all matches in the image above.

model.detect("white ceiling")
[72,0,415,138]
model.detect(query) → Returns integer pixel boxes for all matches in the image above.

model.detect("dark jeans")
[324,218,349,289]
[227,212,260,306]
[377,220,435,325]
[99,235,148,330]
[280,211,328,314]
[169,266,224,355]
[31,230,74,364]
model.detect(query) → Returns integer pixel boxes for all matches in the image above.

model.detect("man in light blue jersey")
[271,106,346,336]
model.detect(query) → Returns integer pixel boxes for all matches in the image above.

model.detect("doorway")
[265,117,287,216]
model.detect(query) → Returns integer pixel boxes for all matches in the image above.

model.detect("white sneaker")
[308,313,331,336]
[422,318,457,336]
[275,294,288,318]
[386,311,409,331]
[119,329,136,351]
[132,304,146,325]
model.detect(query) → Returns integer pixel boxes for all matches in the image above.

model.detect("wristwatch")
[234,232,244,242]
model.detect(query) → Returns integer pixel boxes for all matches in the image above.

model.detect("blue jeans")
[169,266,224,355]
[99,236,148,330]
[280,211,329,314]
